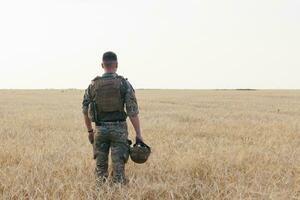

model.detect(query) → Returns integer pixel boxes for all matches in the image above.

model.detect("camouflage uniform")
[82,72,139,184]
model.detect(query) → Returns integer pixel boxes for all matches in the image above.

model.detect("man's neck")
[102,71,117,77]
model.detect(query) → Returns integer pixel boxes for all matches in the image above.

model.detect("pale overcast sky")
[0,0,299,89]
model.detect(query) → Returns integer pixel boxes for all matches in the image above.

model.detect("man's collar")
[102,72,118,77]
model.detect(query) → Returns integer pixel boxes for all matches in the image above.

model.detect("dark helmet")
[130,141,151,164]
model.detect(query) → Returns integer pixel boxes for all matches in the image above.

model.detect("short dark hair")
[102,51,117,63]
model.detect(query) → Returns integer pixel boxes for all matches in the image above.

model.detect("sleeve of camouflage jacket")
[82,84,93,115]
[124,80,139,117]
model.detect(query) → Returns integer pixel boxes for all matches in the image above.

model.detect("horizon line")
[0,88,300,90]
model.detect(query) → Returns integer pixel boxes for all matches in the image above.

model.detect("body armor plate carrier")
[93,76,124,112]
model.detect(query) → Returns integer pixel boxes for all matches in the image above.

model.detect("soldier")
[82,51,144,184]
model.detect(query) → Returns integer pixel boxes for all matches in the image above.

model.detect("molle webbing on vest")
[94,77,124,112]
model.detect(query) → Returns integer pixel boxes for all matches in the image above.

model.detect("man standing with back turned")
[82,51,144,184]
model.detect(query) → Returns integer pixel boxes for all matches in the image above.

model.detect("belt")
[96,120,126,126]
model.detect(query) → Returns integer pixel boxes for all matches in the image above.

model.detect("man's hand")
[88,130,94,144]
[136,135,144,144]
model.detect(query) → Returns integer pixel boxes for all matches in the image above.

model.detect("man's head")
[102,51,118,73]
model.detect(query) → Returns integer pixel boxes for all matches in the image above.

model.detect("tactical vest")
[93,76,124,112]
[88,75,127,123]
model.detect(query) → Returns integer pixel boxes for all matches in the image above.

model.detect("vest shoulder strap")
[91,75,126,86]
[116,75,127,81]
[91,76,101,86]
[92,76,101,81]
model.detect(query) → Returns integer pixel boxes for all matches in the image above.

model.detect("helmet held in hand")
[130,141,151,164]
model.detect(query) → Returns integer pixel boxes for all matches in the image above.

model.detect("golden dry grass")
[1,89,300,199]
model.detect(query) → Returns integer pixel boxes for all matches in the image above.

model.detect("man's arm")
[82,86,94,143]
[84,114,94,144]
[124,80,144,142]
[129,114,143,142]
[84,114,93,131]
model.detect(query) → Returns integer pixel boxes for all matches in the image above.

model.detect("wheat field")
[0,89,300,200]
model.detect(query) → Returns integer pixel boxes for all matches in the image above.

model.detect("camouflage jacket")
[82,72,139,123]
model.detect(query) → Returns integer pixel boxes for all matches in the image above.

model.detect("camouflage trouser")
[93,121,130,184]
